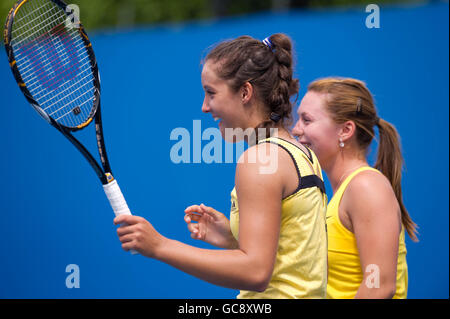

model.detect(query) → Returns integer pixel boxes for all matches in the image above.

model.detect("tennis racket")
[4,0,136,253]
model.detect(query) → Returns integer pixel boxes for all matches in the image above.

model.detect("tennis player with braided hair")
[114,34,328,298]
[293,77,418,299]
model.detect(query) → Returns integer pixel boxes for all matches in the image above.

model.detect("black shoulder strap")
[258,138,326,195]
[299,174,326,194]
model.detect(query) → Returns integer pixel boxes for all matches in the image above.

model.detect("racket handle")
[103,179,138,255]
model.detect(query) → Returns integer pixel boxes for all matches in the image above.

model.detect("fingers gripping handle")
[103,180,138,255]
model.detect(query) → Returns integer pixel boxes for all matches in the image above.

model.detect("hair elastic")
[262,37,273,50]
[374,116,381,126]
[270,112,281,123]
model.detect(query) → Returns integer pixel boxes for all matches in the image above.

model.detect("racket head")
[4,0,100,131]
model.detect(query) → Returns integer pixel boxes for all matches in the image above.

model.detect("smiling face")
[292,91,342,169]
[201,60,250,141]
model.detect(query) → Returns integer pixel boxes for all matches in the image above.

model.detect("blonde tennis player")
[292,77,418,299]
[114,34,328,298]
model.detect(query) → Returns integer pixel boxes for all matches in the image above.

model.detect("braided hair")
[203,33,299,141]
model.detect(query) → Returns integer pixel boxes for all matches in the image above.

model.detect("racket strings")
[23,33,88,95]
[13,7,62,47]
[41,61,91,109]
[11,0,96,129]
[34,57,91,101]
[17,23,78,78]
[24,29,81,89]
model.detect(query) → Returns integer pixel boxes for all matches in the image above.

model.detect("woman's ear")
[240,82,254,105]
[339,120,356,143]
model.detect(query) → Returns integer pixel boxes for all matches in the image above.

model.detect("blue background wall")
[0,2,448,298]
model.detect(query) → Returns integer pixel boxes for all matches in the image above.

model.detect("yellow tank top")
[229,137,328,299]
[326,166,408,299]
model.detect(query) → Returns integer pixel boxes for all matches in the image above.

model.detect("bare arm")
[342,171,401,298]
[115,144,282,291]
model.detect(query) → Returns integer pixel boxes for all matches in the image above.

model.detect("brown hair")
[203,33,299,140]
[308,77,418,242]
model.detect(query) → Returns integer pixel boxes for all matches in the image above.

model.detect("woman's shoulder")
[343,167,398,215]
[235,141,298,184]
[237,140,294,168]
[348,168,391,192]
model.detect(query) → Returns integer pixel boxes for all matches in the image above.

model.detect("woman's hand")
[184,204,238,249]
[114,215,166,258]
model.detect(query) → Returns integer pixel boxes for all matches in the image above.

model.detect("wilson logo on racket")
[17,23,80,91]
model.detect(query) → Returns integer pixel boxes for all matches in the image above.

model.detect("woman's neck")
[244,126,293,145]
[325,152,368,194]
[273,127,294,141]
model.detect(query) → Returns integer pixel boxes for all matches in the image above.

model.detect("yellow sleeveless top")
[229,137,328,299]
[326,166,408,299]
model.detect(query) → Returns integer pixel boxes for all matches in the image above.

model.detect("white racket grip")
[103,179,131,217]
[103,179,138,255]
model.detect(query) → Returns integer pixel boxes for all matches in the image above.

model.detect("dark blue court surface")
[0,2,448,298]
